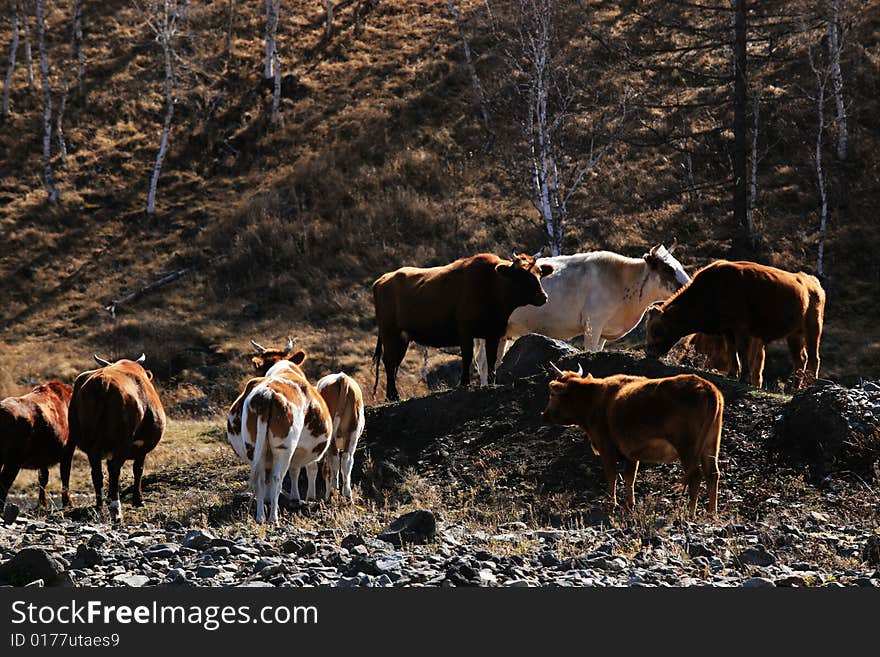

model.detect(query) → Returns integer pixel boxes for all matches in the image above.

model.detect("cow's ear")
[144,370,154,381]
[495,262,515,278]
[539,263,555,278]
[585,373,594,380]
[291,349,307,365]
[252,356,264,371]
[646,303,664,318]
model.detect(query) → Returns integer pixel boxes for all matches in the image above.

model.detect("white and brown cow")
[475,245,690,384]
[238,350,332,523]
[316,373,365,501]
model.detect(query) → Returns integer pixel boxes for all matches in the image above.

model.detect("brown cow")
[316,372,365,501]
[679,333,766,387]
[542,366,723,515]
[646,260,825,388]
[61,355,166,522]
[0,380,72,510]
[372,252,554,400]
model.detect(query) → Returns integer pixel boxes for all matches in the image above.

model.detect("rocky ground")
[1,347,879,588]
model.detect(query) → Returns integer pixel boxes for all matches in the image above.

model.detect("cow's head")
[251,337,302,375]
[542,362,588,426]
[643,243,690,295]
[497,251,554,307]
[93,353,153,379]
[644,304,677,359]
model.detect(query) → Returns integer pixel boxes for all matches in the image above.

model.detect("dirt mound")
[495,334,579,384]
[360,350,794,523]
[773,383,880,481]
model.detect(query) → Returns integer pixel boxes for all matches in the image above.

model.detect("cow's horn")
[668,237,678,253]
[251,339,267,353]
[575,364,584,377]
[285,336,295,351]
[136,353,146,363]
[94,354,111,367]
[549,362,565,377]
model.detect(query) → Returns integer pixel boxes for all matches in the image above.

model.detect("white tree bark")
[20,0,33,92]
[325,1,332,38]
[827,1,847,162]
[35,0,56,203]
[224,0,235,72]
[269,0,280,123]
[809,48,829,277]
[747,91,759,237]
[264,0,274,78]
[72,0,84,88]
[2,0,19,119]
[447,0,493,150]
[144,0,180,216]
[55,78,68,160]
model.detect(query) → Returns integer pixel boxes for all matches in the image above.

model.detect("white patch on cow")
[474,249,691,384]
[109,499,123,522]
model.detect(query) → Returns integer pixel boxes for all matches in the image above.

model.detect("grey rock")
[0,548,72,587]
[114,574,149,587]
[741,577,776,588]
[2,503,20,525]
[71,543,103,569]
[495,334,579,384]
[182,530,215,550]
[378,510,436,547]
[738,546,777,567]
[195,565,223,579]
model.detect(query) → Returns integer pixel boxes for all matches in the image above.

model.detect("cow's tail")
[246,391,273,494]
[372,335,383,395]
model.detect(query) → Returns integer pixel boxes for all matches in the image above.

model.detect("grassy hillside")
[1,0,879,408]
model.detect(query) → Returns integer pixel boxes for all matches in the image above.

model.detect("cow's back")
[0,382,72,467]
[317,373,365,453]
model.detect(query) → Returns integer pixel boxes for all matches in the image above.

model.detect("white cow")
[474,244,691,385]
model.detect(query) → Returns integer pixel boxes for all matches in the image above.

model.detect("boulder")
[378,510,436,547]
[773,384,880,480]
[0,548,72,587]
[2,503,20,525]
[495,334,579,384]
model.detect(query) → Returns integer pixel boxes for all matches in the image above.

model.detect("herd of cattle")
[0,245,826,523]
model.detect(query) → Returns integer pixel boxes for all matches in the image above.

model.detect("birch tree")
[730,0,748,241]
[35,0,57,203]
[325,1,332,38]
[263,0,276,79]
[72,0,83,89]
[826,0,847,162]
[807,45,831,277]
[138,0,183,216]
[20,0,32,92]
[2,0,19,119]
[447,0,493,150]
[512,0,625,255]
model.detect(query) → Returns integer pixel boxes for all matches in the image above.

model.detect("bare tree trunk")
[325,1,332,38]
[263,0,274,78]
[827,1,846,162]
[146,1,178,217]
[72,0,83,89]
[811,62,829,277]
[447,0,493,151]
[35,0,56,203]
[270,0,280,124]
[354,0,362,34]
[20,0,33,92]
[747,91,759,238]
[2,0,19,119]
[731,0,748,242]
[224,0,234,73]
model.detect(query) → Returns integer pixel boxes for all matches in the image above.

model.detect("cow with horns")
[541,362,723,516]
[62,354,166,521]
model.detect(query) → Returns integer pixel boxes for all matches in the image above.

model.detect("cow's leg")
[254,470,267,523]
[724,332,741,380]
[596,338,607,352]
[131,455,145,507]
[733,332,753,384]
[682,457,702,517]
[88,452,104,510]
[268,447,294,524]
[60,440,75,507]
[287,466,302,502]
[583,322,603,352]
[38,466,49,507]
[340,450,355,500]
[305,461,319,501]
[474,339,488,387]
[750,342,766,388]
[382,336,408,401]
[106,457,124,522]
[0,462,22,511]
[622,459,639,511]
[599,451,618,510]
[484,337,501,385]
[700,454,720,516]
[459,338,474,388]
[804,313,822,387]
[786,334,807,390]
[324,454,339,500]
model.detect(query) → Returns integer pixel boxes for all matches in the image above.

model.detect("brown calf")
[646,260,825,388]
[372,252,554,400]
[61,355,166,522]
[679,333,766,387]
[542,367,723,515]
[0,380,72,509]
[316,373,365,501]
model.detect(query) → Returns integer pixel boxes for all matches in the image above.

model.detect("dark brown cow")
[645,260,825,388]
[372,252,555,400]
[0,380,72,510]
[61,355,166,522]
[542,366,723,515]
[679,333,766,387]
